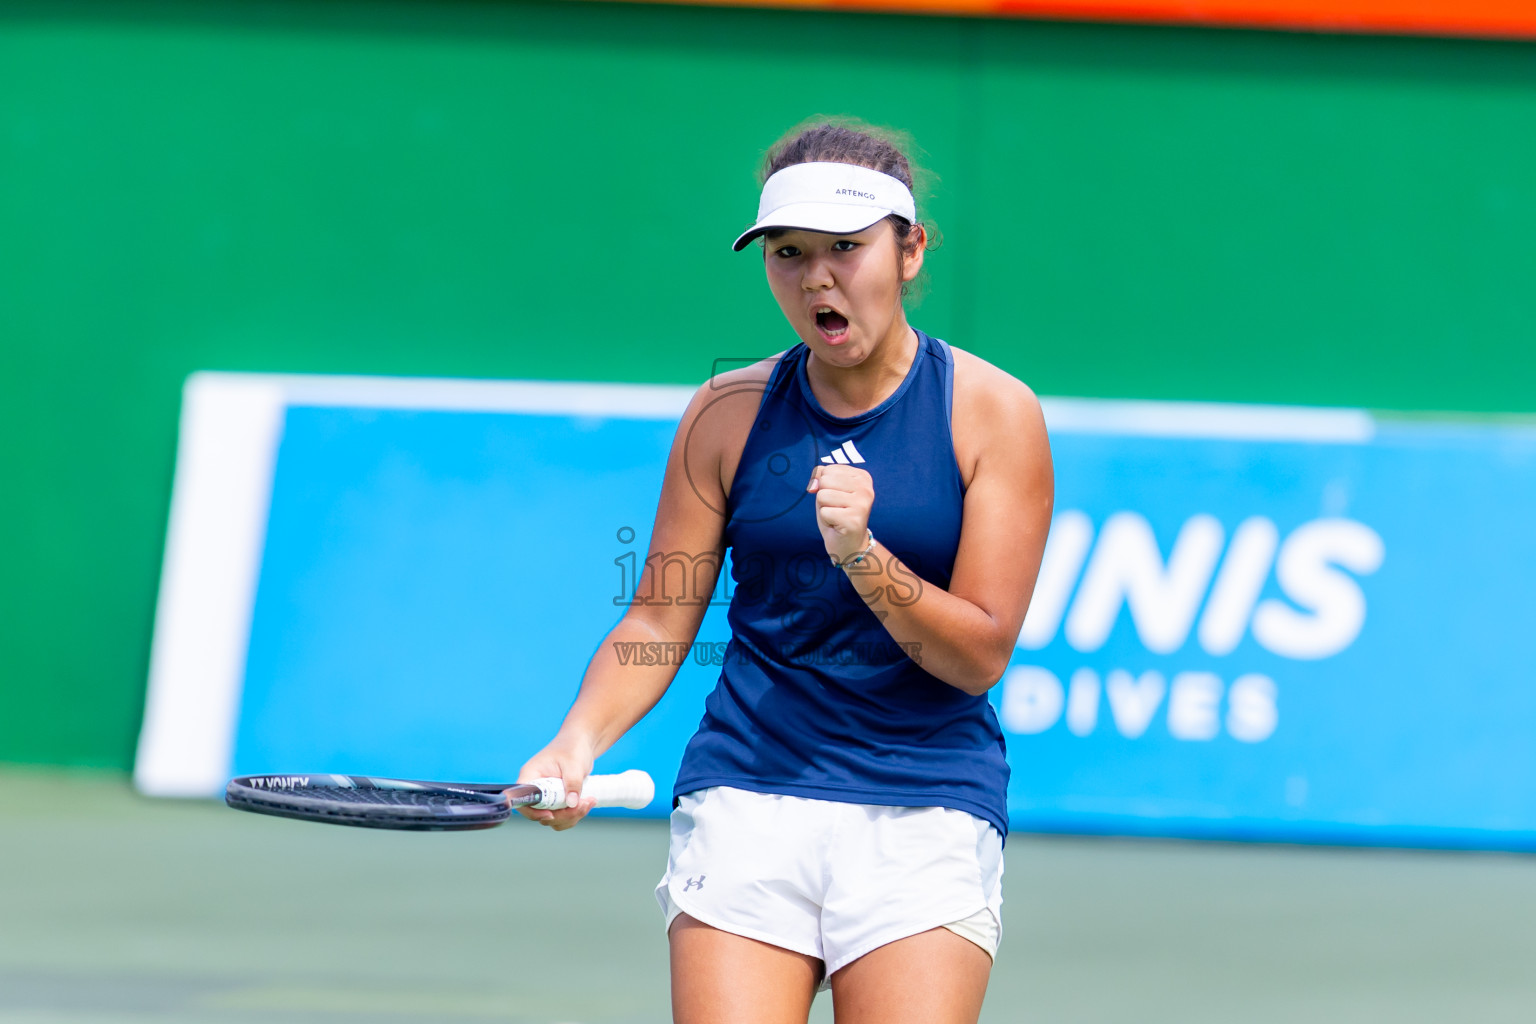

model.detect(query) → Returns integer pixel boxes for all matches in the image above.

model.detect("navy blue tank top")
[673,329,1010,836]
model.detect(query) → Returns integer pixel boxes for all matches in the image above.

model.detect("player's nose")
[801,255,834,290]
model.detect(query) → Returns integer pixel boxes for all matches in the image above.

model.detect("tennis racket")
[225,770,654,832]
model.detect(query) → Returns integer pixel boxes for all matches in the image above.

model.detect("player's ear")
[900,223,927,283]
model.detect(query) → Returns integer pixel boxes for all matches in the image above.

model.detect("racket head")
[226,774,518,831]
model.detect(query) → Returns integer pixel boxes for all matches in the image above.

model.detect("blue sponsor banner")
[229,396,1536,846]
[1003,421,1536,847]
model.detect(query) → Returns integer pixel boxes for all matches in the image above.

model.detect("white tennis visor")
[731,161,917,252]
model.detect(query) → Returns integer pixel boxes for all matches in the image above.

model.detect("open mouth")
[814,305,850,341]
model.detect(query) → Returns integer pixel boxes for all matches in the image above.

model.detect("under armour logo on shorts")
[684,875,706,891]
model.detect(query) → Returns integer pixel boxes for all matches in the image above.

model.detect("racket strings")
[292,787,502,808]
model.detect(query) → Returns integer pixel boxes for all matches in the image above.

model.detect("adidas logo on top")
[820,440,866,465]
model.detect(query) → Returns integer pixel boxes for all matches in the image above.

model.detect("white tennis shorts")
[655,786,1003,981]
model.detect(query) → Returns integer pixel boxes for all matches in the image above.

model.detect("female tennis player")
[518,119,1053,1024]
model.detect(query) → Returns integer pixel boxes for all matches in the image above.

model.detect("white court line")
[200,374,1380,442]
[135,375,287,797]
[256,371,694,419]
[1040,397,1375,444]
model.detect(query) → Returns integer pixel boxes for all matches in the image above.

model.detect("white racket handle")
[530,770,655,811]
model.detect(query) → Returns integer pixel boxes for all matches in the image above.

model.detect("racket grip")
[577,770,656,810]
[527,771,655,810]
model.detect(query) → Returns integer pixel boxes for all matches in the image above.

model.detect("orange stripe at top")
[606,0,1536,38]
[992,0,1536,36]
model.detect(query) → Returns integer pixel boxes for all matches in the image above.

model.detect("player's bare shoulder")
[705,353,786,400]
[678,353,788,505]
[948,344,1049,489]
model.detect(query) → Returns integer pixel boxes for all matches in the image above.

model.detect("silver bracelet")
[830,529,876,568]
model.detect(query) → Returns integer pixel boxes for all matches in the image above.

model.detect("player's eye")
[773,245,802,258]
[832,240,858,252]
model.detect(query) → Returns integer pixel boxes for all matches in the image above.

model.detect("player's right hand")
[515,734,597,830]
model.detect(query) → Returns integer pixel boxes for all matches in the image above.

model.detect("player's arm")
[812,356,1053,696]
[519,364,768,826]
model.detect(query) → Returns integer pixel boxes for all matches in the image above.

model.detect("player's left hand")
[807,464,874,564]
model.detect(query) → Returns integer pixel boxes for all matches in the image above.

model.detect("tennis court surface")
[4,767,1535,1023]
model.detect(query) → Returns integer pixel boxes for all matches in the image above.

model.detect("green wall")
[2,0,1533,770]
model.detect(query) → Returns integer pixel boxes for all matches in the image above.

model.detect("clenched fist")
[807,464,874,564]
